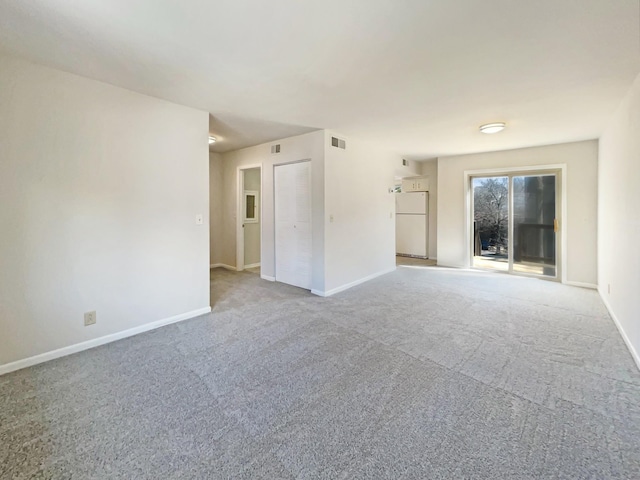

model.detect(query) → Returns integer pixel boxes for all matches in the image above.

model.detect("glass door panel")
[472,176,509,271]
[512,175,556,277]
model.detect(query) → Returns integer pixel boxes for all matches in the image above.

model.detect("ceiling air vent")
[402,159,409,167]
[331,137,346,149]
[271,144,281,154]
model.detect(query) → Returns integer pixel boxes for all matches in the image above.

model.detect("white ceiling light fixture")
[479,122,506,134]
[208,136,217,144]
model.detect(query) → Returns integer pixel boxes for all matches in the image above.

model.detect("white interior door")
[275,161,312,289]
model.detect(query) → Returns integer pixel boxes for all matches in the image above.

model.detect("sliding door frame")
[464,164,567,283]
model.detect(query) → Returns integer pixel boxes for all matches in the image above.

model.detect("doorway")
[236,166,261,272]
[471,170,560,279]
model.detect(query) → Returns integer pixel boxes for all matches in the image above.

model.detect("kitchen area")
[396,174,436,266]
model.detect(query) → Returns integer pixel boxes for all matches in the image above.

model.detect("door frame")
[236,164,262,271]
[464,164,567,283]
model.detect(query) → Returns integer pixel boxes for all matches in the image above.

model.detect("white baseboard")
[261,274,275,282]
[210,263,237,271]
[435,262,463,269]
[599,288,640,371]
[312,267,396,297]
[0,306,212,377]
[244,263,261,269]
[565,280,598,289]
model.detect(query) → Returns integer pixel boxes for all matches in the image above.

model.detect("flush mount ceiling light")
[479,122,506,134]
[208,136,217,144]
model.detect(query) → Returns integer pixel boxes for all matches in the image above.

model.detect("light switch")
[195,214,204,225]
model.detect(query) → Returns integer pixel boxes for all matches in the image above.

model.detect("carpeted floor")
[2,265,640,479]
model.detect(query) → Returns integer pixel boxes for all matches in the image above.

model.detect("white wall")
[437,140,598,286]
[598,72,640,367]
[420,160,438,260]
[218,130,399,295]
[395,158,423,180]
[322,132,398,295]
[210,152,224,266]
[219,131,325,289]
[0,54,210,370]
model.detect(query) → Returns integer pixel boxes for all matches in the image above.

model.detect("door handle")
[553,219,558,233]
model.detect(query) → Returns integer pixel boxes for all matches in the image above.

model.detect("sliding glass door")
[472,177,509,272]
[512,174,556,277]
[472,171,559,279]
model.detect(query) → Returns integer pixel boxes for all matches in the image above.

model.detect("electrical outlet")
[84,311,96,326]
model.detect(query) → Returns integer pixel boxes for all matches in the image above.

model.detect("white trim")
[561,168,568,284]
[244,262,261,269]
[565,281,597,290]
[261,274,276,281]
[210,263,237,271]
[463,163,568,176]
[311,267,396,297]
[0,306,212,376]
[435,262,464,269]
[599,289,640,371]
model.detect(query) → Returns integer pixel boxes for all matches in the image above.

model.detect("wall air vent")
[331,137,346,149]
[402,159,409,167]
[271,144,281,154]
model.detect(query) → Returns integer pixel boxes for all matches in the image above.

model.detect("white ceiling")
[1,0,639,158]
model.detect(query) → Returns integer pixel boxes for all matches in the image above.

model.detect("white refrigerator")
[396,192,429,258]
